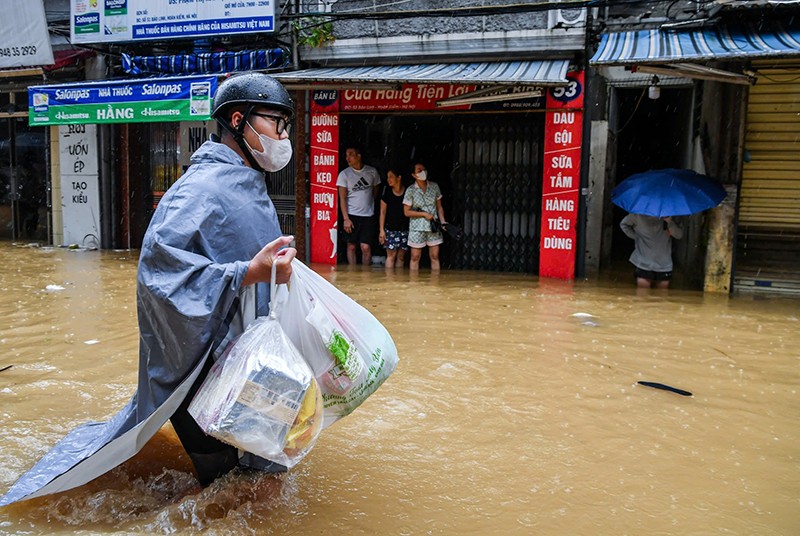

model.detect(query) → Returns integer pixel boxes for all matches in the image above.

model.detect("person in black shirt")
[378,167,410,269]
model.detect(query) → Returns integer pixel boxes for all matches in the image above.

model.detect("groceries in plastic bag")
[188,287,323,468]
[279,260,399,428]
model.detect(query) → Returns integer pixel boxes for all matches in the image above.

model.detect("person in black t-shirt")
[378,167,410,269]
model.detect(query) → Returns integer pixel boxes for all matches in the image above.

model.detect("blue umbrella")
[611,168,727,217]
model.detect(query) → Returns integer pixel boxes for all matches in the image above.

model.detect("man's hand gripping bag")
[279,260,399,428]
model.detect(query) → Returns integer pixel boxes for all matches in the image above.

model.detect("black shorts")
[345,214,377,245]
[635,267,673,281]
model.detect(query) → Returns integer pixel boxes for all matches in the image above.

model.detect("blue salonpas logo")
[32,93,49,113]
[75,12,101,34]
[191,84,210,98]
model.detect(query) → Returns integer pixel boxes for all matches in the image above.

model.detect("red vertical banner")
[539,71,585,280]
[309,90,340,264]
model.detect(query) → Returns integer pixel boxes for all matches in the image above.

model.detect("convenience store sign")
[28,76,218,126]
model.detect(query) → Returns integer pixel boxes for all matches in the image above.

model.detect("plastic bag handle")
[268,256,293,319]
[269,259,278,318]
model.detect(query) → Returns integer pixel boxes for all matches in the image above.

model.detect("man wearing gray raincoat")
[1,73,297,506]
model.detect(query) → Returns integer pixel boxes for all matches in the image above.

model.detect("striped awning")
[591,22,800,65]
[121,49,288,76]
[273,60,570,87]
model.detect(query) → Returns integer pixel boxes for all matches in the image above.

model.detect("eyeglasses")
[250,112,291,135]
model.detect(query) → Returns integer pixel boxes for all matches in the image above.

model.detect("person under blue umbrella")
[611,168,726,218]
[612,168,725,290]
[620,213,683,289]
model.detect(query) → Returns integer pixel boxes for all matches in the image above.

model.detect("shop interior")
[337,112,545,273]
[607,86,696,282]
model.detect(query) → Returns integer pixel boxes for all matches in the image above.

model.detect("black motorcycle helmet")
[212,72,294,120]
[212,72,294,171]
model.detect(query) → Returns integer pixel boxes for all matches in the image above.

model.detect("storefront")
[28,75,218,248]
[19,0,291,249]
[0,3,54,241]
[275,61,585,278]
[590,20,800,293]
[1,81,48,242]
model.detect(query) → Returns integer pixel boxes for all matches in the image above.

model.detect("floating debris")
[45,285,65,292]
[84,340,100,345]
[637,381,692,397]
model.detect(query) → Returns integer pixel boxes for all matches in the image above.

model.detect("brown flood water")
[0,241,798,535]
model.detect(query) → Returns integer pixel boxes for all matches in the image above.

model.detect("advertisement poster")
[29,76,217,126]
[71,0,275,44]
[309,90,339,264]
[58,124,101,247]
[539,71,585,280]
[0,0,54,68]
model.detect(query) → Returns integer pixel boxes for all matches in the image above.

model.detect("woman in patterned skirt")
[379,167,410,269]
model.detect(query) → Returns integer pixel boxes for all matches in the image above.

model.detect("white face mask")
[243,121,293,172]
[416,170,427,181]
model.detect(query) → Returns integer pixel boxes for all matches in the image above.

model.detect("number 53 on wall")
[547,72,584,108]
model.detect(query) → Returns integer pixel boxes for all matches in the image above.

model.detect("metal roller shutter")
[451,119,542,273]
[741,61,800,229]
[736,60,800,292]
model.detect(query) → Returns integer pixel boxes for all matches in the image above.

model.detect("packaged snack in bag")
[188,267,324,468]
[280,260,399,427]
[306,301,365,395]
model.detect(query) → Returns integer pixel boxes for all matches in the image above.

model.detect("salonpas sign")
[28,76,218,126]
[71,0,275,44]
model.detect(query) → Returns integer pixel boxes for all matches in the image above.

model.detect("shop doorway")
[0,118,48,241]
[338,113,543,272]
[338,114,456,267]
[606,86,694,277]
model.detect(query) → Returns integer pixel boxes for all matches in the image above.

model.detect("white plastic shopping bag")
[279,260,399,428]
[188,264,324,468]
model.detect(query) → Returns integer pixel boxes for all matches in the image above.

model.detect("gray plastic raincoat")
[0,138,282,506]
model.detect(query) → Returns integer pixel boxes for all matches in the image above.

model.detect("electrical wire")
[42,0,718,42]
[296,1,594,20]
[754,70,800,83]
[296,0,767,15]
[286,0,677,20]
[45,0,779,61]
[333,0,419,13]
[613,87,647,135]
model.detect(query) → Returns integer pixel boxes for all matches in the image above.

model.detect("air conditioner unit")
[304,0,336,13]
[548,7,587,29]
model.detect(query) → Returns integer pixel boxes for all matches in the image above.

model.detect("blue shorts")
[384,230,409,250]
